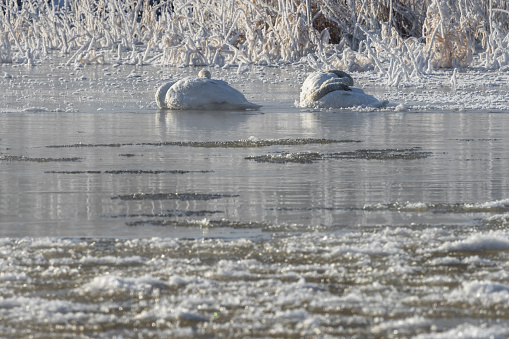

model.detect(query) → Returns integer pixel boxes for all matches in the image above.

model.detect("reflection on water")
[2,104,509,236]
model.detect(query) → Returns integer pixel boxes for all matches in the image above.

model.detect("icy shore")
[1,0,508,87]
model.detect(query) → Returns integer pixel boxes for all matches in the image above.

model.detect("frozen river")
[1,61,509,337]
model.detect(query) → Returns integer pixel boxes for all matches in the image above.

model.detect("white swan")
[156,70,261,110]
[298,70,388,108]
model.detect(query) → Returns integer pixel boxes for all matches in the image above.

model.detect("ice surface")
[1,230,509,337]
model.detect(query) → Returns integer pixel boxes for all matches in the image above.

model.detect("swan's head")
[198,69,211,79]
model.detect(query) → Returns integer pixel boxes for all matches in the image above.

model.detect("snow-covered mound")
[155,70,261,110]
[298,71,388,109]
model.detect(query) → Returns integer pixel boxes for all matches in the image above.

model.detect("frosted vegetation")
[1,0,508,86]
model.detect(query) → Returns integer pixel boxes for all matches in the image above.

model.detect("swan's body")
[298,71,387,108]
[156,70,261,110]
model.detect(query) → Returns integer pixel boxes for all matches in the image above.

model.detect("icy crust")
[1,227,509,338]
[413,324,509,339]
[363,198,509,213]
[1,62,509,114]
[298,71,388,109]
[156,76,261,110]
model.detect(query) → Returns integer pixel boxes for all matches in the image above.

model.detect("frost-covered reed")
[1,0,508,85]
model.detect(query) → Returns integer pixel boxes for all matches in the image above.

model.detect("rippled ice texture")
[1,58,509,337]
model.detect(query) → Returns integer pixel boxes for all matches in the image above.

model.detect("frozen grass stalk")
[0,0,507,84]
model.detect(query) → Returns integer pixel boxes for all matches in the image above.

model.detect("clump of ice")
[371,316,431,336]
[414,323,509,339]
[448,280,509,306]
[168,275,195,287]
[398,201,428,210]
[78,274,167,296]
[274,308,309,321]
[22,107,48,112]
[134,299,209,324]
[0,296,99,323]
[0,272,30,282]
[465,199,509,209]
[438,231,509,252]
[484,213,509,226]
[191,218,211,227]
[78,255,146,265]
[395,103,408,112]
[216,259,261,279]
[428,256,462,266]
